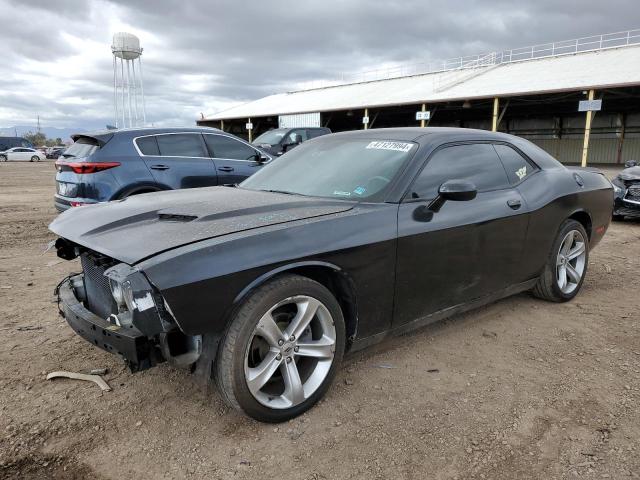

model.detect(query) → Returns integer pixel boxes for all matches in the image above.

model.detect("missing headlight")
[108,277,135,311]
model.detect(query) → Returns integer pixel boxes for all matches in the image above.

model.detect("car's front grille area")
[80,253,118,320]
[627,183,640,199]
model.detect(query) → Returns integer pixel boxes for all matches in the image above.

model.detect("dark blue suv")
[54,127,271,211]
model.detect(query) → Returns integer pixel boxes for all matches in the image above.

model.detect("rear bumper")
[54,195,71,212]
[54,194,98,212]
[56,275,161,371]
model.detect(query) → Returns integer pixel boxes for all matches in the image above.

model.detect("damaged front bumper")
[56,275,163,372]
[613,199,640,218]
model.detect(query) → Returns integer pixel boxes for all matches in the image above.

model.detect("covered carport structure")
[198,30,640,166]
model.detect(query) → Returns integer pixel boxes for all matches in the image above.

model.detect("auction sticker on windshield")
[366,141,413,152]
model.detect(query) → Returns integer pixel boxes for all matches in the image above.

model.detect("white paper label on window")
[366,141,413,152]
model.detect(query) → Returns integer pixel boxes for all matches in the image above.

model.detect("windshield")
[241,137,417,201]
[253,129,287,146]
[62,137,99,159]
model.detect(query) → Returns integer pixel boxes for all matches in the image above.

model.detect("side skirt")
[349,278,538,353]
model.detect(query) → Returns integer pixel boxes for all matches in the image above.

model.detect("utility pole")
[581,90,595,167]
[37,115,41,133]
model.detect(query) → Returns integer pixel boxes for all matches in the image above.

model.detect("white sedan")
[0,147,46,162]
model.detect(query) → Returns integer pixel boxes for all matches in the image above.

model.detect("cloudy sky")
[0,0,638,131]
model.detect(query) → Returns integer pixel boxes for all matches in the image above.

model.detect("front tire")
[532,219,589,302]
[215,274,345,422]
[0,155,6,162]
[30,156,38,162]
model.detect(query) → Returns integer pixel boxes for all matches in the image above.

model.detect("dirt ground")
[0,161,638,480]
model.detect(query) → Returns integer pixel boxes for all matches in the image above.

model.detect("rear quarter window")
[135,136,160,156]
[494,144,538,185]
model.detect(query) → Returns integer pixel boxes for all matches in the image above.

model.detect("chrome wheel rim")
[244,295,336,409]
[556,230,586,294]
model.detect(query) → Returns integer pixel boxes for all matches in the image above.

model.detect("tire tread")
[532,219,588,302]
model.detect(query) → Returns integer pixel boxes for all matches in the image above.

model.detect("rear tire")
[532,219,589,302]
[214,274,345,422]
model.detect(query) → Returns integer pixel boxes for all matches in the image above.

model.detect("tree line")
[23,131,65,147]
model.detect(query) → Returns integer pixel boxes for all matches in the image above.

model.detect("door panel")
[393,142,530,327]
[394,190,528,325]
[214,159,262,184]
[141,133,218,189]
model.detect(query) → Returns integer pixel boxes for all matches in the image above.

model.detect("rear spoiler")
[70,132,114,147]
[567,166,604,175]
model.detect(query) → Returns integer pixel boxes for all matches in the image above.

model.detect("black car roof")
[325,127,563,171]
[329,127,518,143]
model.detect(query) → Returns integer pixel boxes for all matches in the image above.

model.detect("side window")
[135,136,160,156]
[203,134,257,160]
[306,129,324,139]
[494,144,538,185]
[156,134,206,157]
[287,130,308,142]
[411,144,510,200]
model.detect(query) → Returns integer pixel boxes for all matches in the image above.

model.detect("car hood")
[619,166,640,181]
[49,186,354,264]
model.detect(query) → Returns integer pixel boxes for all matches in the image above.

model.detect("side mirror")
[254,151,269,163]
[438,179,478,202]
[425,179,477,214]
[292,133,303,144]
[625,160,637,168]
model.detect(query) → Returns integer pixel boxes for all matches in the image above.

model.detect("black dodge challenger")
[50,128,613,422]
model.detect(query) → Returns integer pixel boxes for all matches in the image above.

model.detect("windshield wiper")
[261,189,298,195]
[61,153,76,158]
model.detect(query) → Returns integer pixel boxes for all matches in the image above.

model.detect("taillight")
[55,160,120,174]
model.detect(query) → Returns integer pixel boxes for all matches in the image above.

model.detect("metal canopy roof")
[203,45,640,121]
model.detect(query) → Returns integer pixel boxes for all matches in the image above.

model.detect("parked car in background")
[50,127,612,422]
[47,146,67,159]
[611,160,640,219]
[0,147,46,162]
[252,127,330,156]
[54,127,272,211]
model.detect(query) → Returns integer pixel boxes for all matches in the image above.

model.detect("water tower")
[111,32,146,128]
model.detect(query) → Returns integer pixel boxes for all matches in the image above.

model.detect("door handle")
[218,166,234,172]
[507,199,522,210]
[150,164,169,170]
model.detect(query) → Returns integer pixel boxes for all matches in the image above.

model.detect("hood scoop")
[158,213,198,222]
